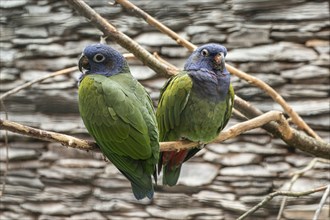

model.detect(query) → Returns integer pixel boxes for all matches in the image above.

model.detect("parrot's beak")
[78,54,90,74]
[214,53,225,71]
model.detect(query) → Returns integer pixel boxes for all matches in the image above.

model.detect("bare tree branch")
[0,119,99,152]
[114,0,196,51]
[277,158,330,220]
[0,0,326,159]
[238,185,329,220]
[233,97,330,158]
[313,184,330,220]
[66,0,177,77]
[0,111,294,153]
[113,0,321,140]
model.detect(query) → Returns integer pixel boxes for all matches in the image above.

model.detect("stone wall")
[0,0,329,219]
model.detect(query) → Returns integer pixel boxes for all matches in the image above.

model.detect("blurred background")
[0,0,329,219]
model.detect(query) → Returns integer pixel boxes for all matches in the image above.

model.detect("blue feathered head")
[78,44,129,77]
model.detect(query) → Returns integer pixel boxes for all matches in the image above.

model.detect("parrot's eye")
[201,49,209,57]
[93,53,106,63]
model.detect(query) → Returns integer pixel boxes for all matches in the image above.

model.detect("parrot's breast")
[179,91,228,142]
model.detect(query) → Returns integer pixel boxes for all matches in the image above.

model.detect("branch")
[238,185,329,220]
[313,184,330,220]
[234,97,330,158]
[226,65,322,140]
[10,0,323,158]
[0,111,295,153]
[0,119,99,152]
[277,158,330,220]
[65,0,177,77]
[114,0,196,51]
[0,67,78,101]
[114,0,321,140]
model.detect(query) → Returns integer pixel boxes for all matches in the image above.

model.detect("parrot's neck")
[189,68,230,102]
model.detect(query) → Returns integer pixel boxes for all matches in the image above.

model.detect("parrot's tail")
[131,182,154,200]
[160,150,188,186]
[121,171,155,200]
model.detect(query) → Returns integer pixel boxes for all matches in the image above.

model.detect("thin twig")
[226,65,322,141]
[313,184,330,220]
[0,66,77,101]
[277,158,330,219]
[0,119,99,152]
[114,0,321,140]
[238,185,329,220]
[0,101,9,197]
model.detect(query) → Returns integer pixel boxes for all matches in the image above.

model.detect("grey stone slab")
[65,212,107,220]
[25,5,51,14]
[227,42,318,62]
[93,188,151,205]
[0,148,39,161]
[281,65,330,80]
[55,159,106,168]
[283,204,330,220]
[263,162,292,173]
[153,192,196,208]
[146,206,223,220]
[160,46,190,58]
[219,153,262,166]
[193,190,236,202]
[129,65,157,80]
[92,178,131,189]
[21,202,91,215]
[252,2,329,21]
[92,199,135,212]
[227,142,288,155]
[227,28,271,47]
[5,176,44,189]
[135,32,188,46]
[251,99,330,116]
[0,0,28,8]
[15,27,48,38]
[3,184,42,196]
[220,165,276,177]
[16,57,77,71]
[177,162,220,187]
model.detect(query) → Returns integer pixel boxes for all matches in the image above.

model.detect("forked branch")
[114,0,321,140]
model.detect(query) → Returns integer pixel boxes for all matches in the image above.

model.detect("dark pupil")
[95,54,104,61]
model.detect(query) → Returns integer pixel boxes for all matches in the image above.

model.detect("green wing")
[156,72,193,141]
[221,84,235,131]
[78,73,159,199]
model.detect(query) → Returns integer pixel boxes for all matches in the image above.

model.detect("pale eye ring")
[93,53,105,63]
[201,49,209,57]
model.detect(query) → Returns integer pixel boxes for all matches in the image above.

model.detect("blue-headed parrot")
[78,44,159,200]
[156,43,234,186]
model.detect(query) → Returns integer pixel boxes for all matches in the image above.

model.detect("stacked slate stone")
[0,0,329,219]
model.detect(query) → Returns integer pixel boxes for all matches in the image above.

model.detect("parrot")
[156,43,234,186]
[77,43,159,200]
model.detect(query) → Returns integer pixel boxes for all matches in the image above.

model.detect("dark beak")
[78,54,90,73]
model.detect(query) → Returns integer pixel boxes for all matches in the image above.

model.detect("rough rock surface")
[0,0,329,220]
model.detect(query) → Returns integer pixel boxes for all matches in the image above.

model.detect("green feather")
[156,71,234,186]
[79,73,159,199]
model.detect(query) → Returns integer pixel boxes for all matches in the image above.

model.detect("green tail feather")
[162,165,182,186]
[120,169,154,200]
[131,182,154,200]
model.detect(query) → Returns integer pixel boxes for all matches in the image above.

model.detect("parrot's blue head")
[78,44,129,79]
[184,43,228,75]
